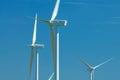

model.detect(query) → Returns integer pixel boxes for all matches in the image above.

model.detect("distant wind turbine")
[78,57,112,80]
[28,13,44,80]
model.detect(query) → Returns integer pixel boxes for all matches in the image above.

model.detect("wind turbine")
[78,57,112,80]
[28,13,44,80]
[40,0,67,80]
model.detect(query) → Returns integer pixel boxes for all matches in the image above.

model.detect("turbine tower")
[28,13,44,80]
[40,0,67,80]
[78,57,112,80]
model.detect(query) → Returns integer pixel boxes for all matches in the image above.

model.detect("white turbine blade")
[32,13,37,45]
[78,57,91,68]
[48,72,54,80]
[94,58,112,69]
[50,0,60,21]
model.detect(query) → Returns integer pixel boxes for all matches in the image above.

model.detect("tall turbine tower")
[28,13,44,80]
[40,0,67,80]
[78,57,112,80]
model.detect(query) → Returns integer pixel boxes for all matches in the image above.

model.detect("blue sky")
[0,0,120,80]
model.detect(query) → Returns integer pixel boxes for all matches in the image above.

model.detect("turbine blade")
[50,0,60,21]
[94,58,112,69]
[26,16,41,21]
[78,56,91,68]
[48,72,54,80]
[71,53,91,68]
[50,26,56,70]
[40,19,50,26]
[32,13,37,45]
[28,47,34,80]
[26,16,36,20]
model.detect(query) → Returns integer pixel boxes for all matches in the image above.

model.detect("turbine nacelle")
[30,44,44,48]
[87,67,94,73]
[50,20,67,26]
[40,19,67,27]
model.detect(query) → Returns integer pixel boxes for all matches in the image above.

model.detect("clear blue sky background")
[0,0,120,80]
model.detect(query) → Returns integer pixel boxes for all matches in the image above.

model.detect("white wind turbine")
[28,13,44,80]
[40,0,67,80]
[78,57,112,80]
